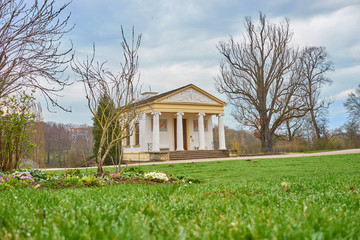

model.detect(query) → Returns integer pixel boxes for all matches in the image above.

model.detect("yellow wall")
[123,152,150,162]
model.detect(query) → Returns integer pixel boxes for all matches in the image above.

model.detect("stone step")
[169,150,229,160]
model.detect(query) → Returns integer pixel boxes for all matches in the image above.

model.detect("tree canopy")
[216,13,308,152]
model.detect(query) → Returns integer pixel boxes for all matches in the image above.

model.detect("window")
[193,120,208,132]
[160,119,167,131]
[134,122,140,146]
[151,119,167,131]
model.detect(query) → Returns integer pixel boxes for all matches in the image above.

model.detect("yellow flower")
[281,182,290,187]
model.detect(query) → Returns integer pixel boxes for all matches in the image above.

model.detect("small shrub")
[81,176,103,187]
[28,169,47,181]
[118,172,140,179]
[5,178,29,188]
[65,176,82,187]
[64,169,81,177]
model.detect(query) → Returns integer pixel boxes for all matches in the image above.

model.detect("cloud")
[32,0,360,129]
[291,5,360,57]
[333,89,354,101]
[140,63,219,93]
[322,64,360,97]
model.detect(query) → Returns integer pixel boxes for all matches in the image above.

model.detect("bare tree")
[72,27,141,176]
[300,46,334,140]
[344,84,360,123]
[343,119,360,148]
[43,122,71,167]
[44,122,56,164]
[0,0,73,111]
[69,124,93,168]
[284,117,304,141]
[216,13,307,152]
[29,102,45,168]
[55,123,71,167]
[29,121,46,168]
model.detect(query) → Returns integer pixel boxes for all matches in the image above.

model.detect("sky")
[39,0,360,130]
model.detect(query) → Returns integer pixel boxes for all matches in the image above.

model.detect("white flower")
[144,172,169,182]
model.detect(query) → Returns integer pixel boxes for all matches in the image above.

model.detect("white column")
[198,113,206,150]
[176,112,184,151]
[151,112,161,152]
[218,113,226,150]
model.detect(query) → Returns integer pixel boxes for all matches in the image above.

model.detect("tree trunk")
[261,130,273,152]
[97,164,103,176]
[96,148,103,176]
[260,118,273,152]
[47,152,50,164]
[286,120,293,141]
[7,144,12,171]
[310,109,321,140]
[117,142,123,174]
[58,151,62,167]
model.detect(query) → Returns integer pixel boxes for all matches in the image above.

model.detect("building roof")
[136,84,226,106]
[136,84,192,106]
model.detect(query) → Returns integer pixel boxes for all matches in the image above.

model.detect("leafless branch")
[0,0,74,111]
[71,26,141,176]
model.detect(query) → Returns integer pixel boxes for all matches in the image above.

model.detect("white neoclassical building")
[122,84,232,161]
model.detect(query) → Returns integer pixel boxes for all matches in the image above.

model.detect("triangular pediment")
[157,86,222,105]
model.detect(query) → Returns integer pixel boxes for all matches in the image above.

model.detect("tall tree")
[216,13,307,152]
[92,95,120,166]
[43,122,71,167]
[55,124,71,167]
[44,122,56,164]
[72,27,141,176]
[29,121,45,168]
[343,119,360,148]
[300,46,334,140]
[344,84,360,123]
[0,92,35,171]
[0,0,73,111]
[29,102,45,168]
[69,124,93,168]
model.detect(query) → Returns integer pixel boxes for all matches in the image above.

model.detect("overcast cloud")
[42,0,360,129]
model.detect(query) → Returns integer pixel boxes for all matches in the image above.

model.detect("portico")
[123,84,228,161]
[148,111,226,152]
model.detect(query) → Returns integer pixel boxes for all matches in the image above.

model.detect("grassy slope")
[1,154,360,239]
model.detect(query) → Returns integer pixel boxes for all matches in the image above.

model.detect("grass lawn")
[1,154,360,239]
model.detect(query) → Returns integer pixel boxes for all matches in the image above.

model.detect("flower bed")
[0,168,200,190]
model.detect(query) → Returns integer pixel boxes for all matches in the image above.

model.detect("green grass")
[1,154,360,239]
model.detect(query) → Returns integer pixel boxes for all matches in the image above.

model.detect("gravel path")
[44,148,360,171]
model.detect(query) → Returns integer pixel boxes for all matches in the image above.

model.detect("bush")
[65,176,82,187]
[81,176,103,187]
[28,169,47,181]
